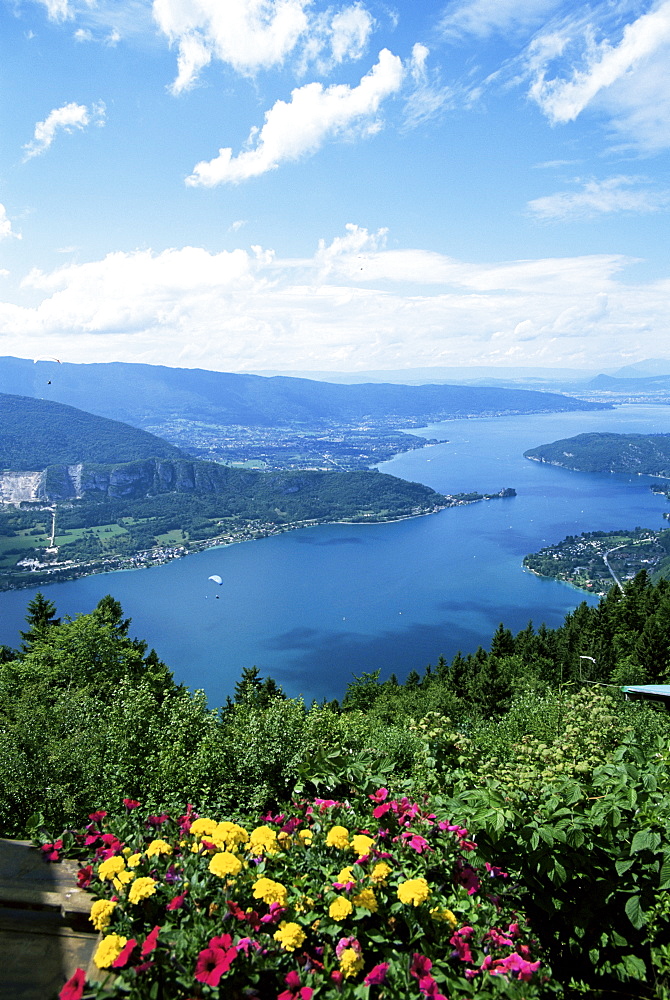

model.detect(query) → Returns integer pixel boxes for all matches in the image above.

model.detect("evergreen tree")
[20,592,60,652]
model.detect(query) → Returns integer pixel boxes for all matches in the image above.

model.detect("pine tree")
[20,592,60,651]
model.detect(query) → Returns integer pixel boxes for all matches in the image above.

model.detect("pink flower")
[364,963,389,986]
[450,926,475,963]
[112,939,138,968]
[141,925,160,957]
[88,810,107,823]
[401,831,430,853]
[166,890,188,911]
[485,928,514,948]
[194,943,237,986]
[453,861,480,895]
[76,865,93,888]
[40,840,63,862]
[330,970,344,987]
[146,813,169,826]
[178,803,195,832]
[59,968,86,1000]
[336,937,362,959]
[489,953,541,982]
[410,954,433,979]
[123,798,141,810]
[485,861,508,879]
[372,802,392,819]
[278,969,314,1000]
[260,902,287,924]
[369,788,388,803]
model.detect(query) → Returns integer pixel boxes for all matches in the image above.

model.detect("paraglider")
[33,356,61,385]
[208,575,223,585]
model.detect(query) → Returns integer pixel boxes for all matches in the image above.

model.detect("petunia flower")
[278,969,314,1000]
[363,963,389,986]
[166,889,188,911]
[59,968,86,1000]
[141,925,160,957]
[194,943,237,986]
[123,798,141,810]
[112,938,138,969]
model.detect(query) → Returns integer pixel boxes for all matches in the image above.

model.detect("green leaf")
[616,858,635,876]
[659,854,670,890]
[625,894,646,930]
[631,829,661,854]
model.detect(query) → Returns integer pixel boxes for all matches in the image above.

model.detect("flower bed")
[38,790,554,999]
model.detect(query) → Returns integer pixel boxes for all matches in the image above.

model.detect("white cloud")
[525,0,670,147]
[185,48,404,185]
[152,0,375,92]
[0,205,20,241]
[440,0,561,40]
[402,43,455,129]
[528,175,670,220]
[0,228,667,372]
[37,0,71,21]
[23,101,106,160]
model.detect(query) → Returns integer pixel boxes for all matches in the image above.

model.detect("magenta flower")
[369,787,388,803]
[88,810,107,823]
[166,889,189,911]
[410,954,433,979]
[112,938,138,969]
[141,925,160,957]
[401,831,430,853]
[364,963,389,986]
[40,839,63,862]
[277,969,314,1000]
[194,943,237,986]
[59,968,86,1000]
[76,865,93,888]
[146,813,170,826]
[450,927,475,963]
[123,797,142,810]
[489,952,541,981]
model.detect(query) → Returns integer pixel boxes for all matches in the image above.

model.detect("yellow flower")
[98,856,126,881]
[298,829,313,845]
[351,834,374,857]
[112,868,135,891]
[352,888,378,912]
[339,947,364,978]
[213,821,248,851]
[89,898,117,931]
[127,853,143,868]
[253,877,288,905]
[370,862,392,884]
[274,921,306,952]
[146,839,173,857]
[397,878,430,906]
[190,818,217,839]
[247,825,279,855]
[325,825,350,849]
[329,896,353,921]
[122,847,131,856]
[128,876,157,904]
[209,852,243,878]
[430,906,458,927]
[94,933,127,969]
[337,866,356,884]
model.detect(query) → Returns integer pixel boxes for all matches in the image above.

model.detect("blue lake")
[1,404,669,705]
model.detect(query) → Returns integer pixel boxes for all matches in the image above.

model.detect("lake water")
[1,404,669,706]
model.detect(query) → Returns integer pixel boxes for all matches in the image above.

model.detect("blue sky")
[1,0,669,373]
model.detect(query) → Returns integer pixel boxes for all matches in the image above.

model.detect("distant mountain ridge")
[524,432,670,477]
[0,357,609,430]
[0,393,185,471]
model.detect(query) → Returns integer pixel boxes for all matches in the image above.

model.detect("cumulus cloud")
[152,0,373,93]
[23,101,106,159]
[0,205,20,241]
[0,228,666,372]
[185,49,403,185]
[37,0,70,21]
[528,175,670,220]
[524,0,670,147]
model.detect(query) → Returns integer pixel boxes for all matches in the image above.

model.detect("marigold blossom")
[247,825,279,855]
[209,851,243,878]
[89,898,117,931]
[274,921,306,951]
[352,888,378,912]
[339,947,364,978]
[351,834,374,857]
[253,877,288,905]
[94,934,128,969]
[370,861,392,883]
[329,896,354,921]
[397,878,430,906]
[128,876,157,904]
[190,817,217,839]
[325,825,350,849]
[146,839,172,857]
[97,855,125,881]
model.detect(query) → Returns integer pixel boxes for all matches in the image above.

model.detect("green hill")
[524,432,670,477]
[0,356,609,430]
[0,393,185,471]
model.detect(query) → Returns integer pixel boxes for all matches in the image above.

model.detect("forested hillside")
[4,573,670,996]
[0,356,609,430]
[0,393,185,470]
[524,432,670,476]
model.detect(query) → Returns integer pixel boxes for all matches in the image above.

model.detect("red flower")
[112,938,138,969]
[123,798,141,810]
[141,925,160,957]
[76,865,93,888]
[167,890,189,911]
[146,813,170,826]
[40,839,63,862]
[59,968,86,1000]
[364,963,389,986]
[88,810,107,823]
[410,954,433,979]
[194,943,237,986]
[277,969,314,1000]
